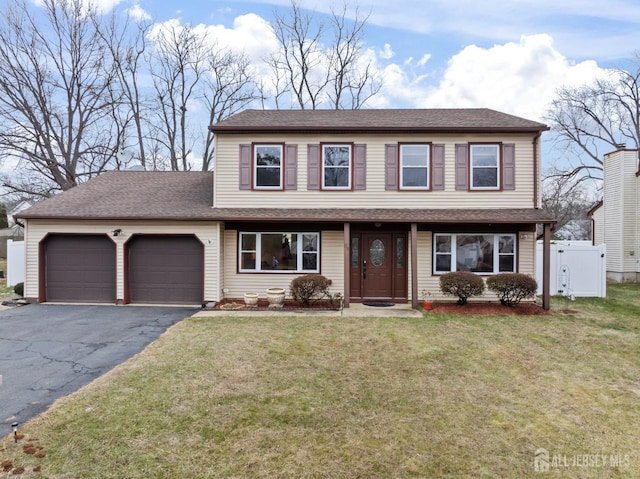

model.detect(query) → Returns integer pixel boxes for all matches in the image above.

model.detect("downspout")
[533,131,542,208]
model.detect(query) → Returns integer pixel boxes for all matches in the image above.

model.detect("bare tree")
[541,169,596,240]
[0,0,120,198]
[545,56,640,183]
[147,22,212,171]
[201,50,259,171]
[97,11,152,170]
[268,0,380,110]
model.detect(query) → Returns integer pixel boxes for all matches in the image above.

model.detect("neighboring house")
[17,108,556,308]
[588,147,640,282]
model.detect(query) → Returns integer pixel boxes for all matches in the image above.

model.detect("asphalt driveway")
[0,304,198,429]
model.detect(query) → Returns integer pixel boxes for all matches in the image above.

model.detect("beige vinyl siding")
[23,219,221,303]
[603,150,638,275]
[222,229,344,300]
[215,133,537,210]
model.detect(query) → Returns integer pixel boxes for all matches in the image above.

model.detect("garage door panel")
[45,235,116,303]
[128,236,203,304]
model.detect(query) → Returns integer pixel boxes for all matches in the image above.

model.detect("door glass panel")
[351,237,359,268]
[396,237,404,268]
[370,239,385,267]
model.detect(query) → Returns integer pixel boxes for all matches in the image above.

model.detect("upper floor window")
[400,144,430,190]
[322,144,351,189]
[470,144,500,190]
[254,144,283,189]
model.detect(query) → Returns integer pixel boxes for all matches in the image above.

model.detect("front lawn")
[3,284,640,478]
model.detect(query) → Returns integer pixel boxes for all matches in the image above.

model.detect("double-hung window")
[239,232,320,273]
[434,233,516,274]
[254,144,283,189]
[400,144,430,189]
[322,144,351,189]
[470,144,500,190]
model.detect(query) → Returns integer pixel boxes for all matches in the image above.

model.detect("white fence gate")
[7,239,25,287]
[535,241,606,298]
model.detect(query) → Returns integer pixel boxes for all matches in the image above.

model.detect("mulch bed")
[427,302,550,315]
[206,299,342,311]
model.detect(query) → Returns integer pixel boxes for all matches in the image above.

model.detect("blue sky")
[119,0,640,124]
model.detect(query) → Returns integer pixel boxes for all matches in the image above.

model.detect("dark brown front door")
[350,231,407,301]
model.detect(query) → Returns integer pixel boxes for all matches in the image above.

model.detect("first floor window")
[239,232,320,273]
[254,144,283,189]
[323,144,351,189]
[400,144,430,189]
[434,233,516,274]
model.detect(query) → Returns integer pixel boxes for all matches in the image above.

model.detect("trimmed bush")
[14,282,24,296]
[290,274,331,306]
[486,273,537,306]
[439,271,485,305]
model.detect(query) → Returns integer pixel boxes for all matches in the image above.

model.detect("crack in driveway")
[0,304,197,425]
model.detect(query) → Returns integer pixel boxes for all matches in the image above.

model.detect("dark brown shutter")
[353,144,366,190]
[455,144,468,191]
[385,144,398,190]
[285,144,297,190]
[502,143,515,190]
[307,144,320,190]
[239,144,251,190]
[432,144,445,190]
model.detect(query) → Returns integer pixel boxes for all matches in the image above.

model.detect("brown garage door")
[127,235,203,304]
[44,234,116,302]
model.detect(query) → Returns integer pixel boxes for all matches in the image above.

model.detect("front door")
[350,231,407,301]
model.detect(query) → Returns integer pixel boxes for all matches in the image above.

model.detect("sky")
[112,0,640,124]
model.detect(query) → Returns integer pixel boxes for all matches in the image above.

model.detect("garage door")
[44,234,116,302]
[127,235,203,304]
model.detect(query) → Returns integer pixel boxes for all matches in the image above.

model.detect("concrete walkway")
[192,303,423,318]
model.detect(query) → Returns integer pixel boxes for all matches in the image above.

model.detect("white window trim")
[322,144,352,190]
[400,144,431,190]
[253,144,284,190]
[433,233,516,275]
[470,144,500,190]
[239,232,320,273]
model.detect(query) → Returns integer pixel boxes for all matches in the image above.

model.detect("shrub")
[290,274,331,306]
[486,273,537,306]
[439,271,485,305]
[14,282,24,296]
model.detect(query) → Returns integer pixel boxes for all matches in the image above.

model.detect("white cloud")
[373,34,609,121]
[33,0,123,14]
[417,54,431,67]
[127,4,150,21]
[379,43,394,60]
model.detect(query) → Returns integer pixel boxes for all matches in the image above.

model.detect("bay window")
[434,233,516,274]
[239,232,320,273]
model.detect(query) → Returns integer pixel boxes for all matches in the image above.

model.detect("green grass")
[2,283,640,478]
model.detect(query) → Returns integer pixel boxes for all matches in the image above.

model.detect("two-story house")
[17,108,556,309]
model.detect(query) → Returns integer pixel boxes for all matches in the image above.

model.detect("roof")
[18,171,555,224]
[210,108,549,134]
[18,171,215,220]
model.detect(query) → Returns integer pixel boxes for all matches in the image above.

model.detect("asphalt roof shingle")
[210,108,549,133]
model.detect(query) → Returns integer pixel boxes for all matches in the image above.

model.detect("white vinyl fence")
[7,239,25,287]
[536,241,606,298]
